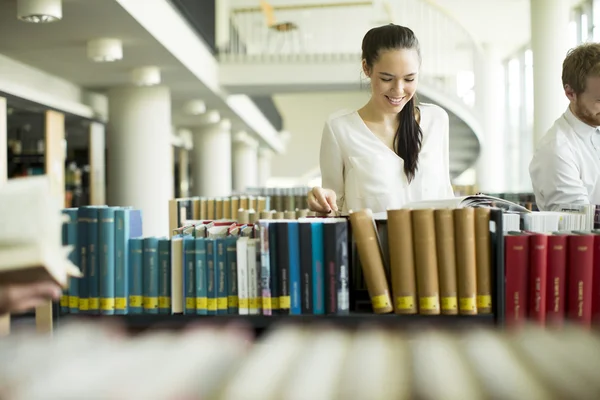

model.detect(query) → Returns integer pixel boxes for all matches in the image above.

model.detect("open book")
[0,176,82,288]
[402,194,531,213]
[369,194,531,220]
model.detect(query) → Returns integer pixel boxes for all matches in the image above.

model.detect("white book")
[236,237,249,315]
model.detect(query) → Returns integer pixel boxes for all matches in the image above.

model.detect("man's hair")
[562,43,600,94]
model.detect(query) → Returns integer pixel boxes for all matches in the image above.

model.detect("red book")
[528,233,548,326]
[567,234,594,327]
[590,232,600,325]
[505,234,529,329]
[545,234,567,328]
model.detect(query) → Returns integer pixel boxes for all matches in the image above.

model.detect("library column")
[107,86,173,237]
[191,119,233,197]
[233,131,259,193]
[257,147,273,187]
[530,0,570,145]
[475,44,505,192]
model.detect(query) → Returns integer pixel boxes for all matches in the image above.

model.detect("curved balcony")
[219,0,483,181]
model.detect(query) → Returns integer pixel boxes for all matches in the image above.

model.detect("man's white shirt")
[529,106,600,211]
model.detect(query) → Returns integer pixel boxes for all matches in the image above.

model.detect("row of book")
[350,207,499,316]
[505,230,600,328]
[2,321,599,399]
[59,205,350,316]
[170,189,309,226]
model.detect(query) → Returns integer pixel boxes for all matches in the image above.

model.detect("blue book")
[216,237,228,315]
[98,207,118,315]
[77,205,107,313]
[158,238,171,314]
[225,236,238,314]
[128,238,144,314]
[288,222,301,315]
[311,222,325,315]
[183,236,196,315]
[206,239,217,315]
[114,208,143,315]
[143,237,160,314]
[195,237,208,315]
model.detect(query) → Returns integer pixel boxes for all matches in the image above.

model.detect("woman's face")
[363,48,420,114]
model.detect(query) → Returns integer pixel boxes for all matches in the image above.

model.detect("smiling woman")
[307,24,454,214]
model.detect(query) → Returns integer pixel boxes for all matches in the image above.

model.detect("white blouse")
[320,102,455,214]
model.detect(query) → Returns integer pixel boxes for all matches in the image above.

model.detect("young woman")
[307,24,454,214]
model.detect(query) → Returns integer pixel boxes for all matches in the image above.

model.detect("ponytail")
[393,97,423,183]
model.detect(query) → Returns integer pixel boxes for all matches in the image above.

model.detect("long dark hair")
[361,24,422,183]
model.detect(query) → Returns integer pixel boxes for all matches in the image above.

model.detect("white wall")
[271,90,370,180]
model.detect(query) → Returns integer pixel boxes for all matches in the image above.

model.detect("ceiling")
[0,0,248,131]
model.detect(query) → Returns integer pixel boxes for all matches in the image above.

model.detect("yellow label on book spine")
[69,296,79,309]
[185,298,195,309]
[217,297,228,310]
[129,295,142,308]
[158,297,171,309]
[271,297,280,310]
[207,298,217,311]
[372,294,391,309]
[256,297,262,308]
[144,297,158,309]
[100,298,115,311]
[396,296,415,310]
[419,296,439,311]
[79,299,89,311]
[228,296,238,308]
[238,298,249,309]
[460,296,477,312]
[279,296,291,309]
[262,297,272,311]
[477,295,492,309]
[196,297,207,310]
[89,298,99,310]
[115,297,127,310]
[249,298,258,309]
[143,297,158,309]
[441,296,458,311]
[60,296,68,307]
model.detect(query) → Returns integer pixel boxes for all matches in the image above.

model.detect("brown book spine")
[284,211,296,220]
[199,198,208,220]
[216,198,224,220]
[257,196,267,212]
[192,198,200,220]
[238,209,249,224]
[240,196,249,210]
[387,209,417,314]
[411,209,440,315]
[273,211,285,220]
[474,208,492,314]
[207,198,215,220]
[230,197,239,220]
[349,209,393,314]
[259,210,273,220]
[223,198,231,219]
[434,209,458,315]
[453,208,477,315]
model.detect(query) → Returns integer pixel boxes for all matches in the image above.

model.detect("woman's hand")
[307,187,338,214]
[0,281,62,315]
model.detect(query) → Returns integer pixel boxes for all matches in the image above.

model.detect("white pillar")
[107,86,173,237]
[474,44,506,193]
[531,0,571,145]
[191,119,232,197]
[257,147,273,188]
[232,131,259,193]
[215,0,230,52]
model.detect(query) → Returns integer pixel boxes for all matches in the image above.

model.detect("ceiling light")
[17,0,62,23]
[131,66,161,86]
[184,100,207,115]
[87,38,123,62]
